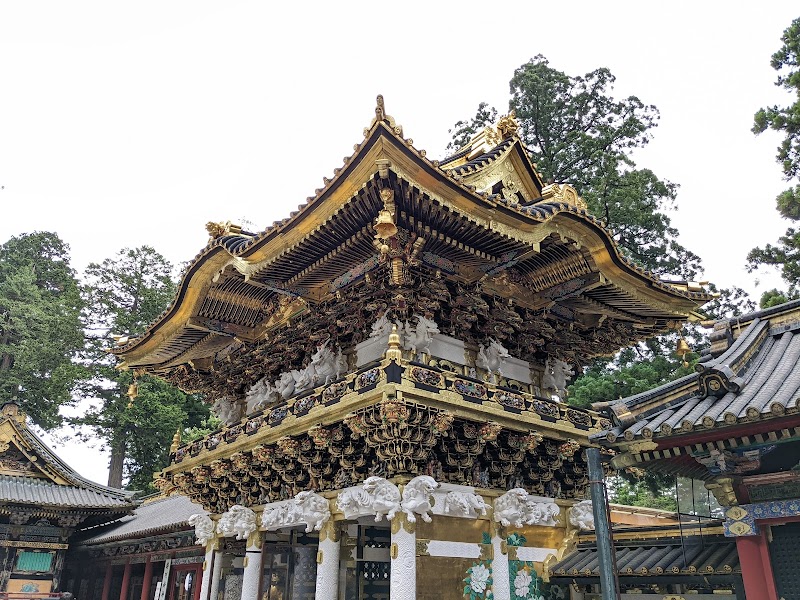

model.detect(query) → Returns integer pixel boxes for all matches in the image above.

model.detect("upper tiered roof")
[112,97,710,401]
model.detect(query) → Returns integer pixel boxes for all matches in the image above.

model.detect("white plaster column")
[208,546,224,600]
[198,543,215,600]
[315,521,341,600]
[390,514,416,600]
[240,535,264,600]
[491,525,511,600]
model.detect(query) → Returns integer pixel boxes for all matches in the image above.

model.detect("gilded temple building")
[111,98,711,600]
[597,299,800,600]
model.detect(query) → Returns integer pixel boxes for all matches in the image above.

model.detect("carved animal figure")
[362,476,402,521]
[245,377,280,412]
[370,314,393,338]
[212,396,243,426]
[493,488,530,528]
[524,499,560,526]
[477,339,510,380]
[261,502,294,531]
[294,490,331,532]
[402,315,440,358]
[336,487,374,519]
[276,371,298,400]
[542,358,575,399]
[568,500,595,530]
[188,513,215,546]
[217,505,257,541]
[442,491,489,517]
[400,475,438,523]
[309,341,346,386]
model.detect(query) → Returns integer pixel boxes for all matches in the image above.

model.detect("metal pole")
[587,447,619,600]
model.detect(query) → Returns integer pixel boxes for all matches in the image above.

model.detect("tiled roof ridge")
[13,418,135,502]
[0,474,134,509]
[78,493,205,544]
[718,297,800,326]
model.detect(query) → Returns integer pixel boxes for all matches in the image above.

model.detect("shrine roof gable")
[0,403,136,510]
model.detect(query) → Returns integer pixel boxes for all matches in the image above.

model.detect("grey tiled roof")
[550,540,739,578]
[596,301,800,444]
[81,494,205,544]
[0,475,134,509]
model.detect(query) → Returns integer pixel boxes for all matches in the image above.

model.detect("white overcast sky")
[2,2,798,485]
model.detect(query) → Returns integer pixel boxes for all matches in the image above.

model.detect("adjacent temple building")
[105,98,710,600]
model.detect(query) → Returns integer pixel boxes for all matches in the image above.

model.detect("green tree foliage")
[749,18,800,293]
[609,475,678,512]
[73,246,208,491]
[0,232,84,428]
[760,288,793,308]
[449,55,702,279]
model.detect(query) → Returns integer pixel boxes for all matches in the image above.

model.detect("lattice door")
[770,521,800,600]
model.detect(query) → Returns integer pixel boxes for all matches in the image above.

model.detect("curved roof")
[111,99,711,382]
[80,494,204,544]
[0,403,136,514]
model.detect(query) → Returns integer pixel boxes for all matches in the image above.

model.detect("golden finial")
[385,324,403,361]
[496,110,519,139]
[126,381,138,409]
[365,95,403,137]
[675,336,691,368]
[170,429,182,454]
[205,221,243,240]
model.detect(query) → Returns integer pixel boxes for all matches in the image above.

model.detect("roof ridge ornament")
[496,110,519,139]
[365,94,403,137]
[540,183,588,211]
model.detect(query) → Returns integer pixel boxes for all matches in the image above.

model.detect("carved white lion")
[493,488,530,528]
[442,491,489,517]
[276,371,299,400]
[294,490,331,532]
[217,505,257,541]
[337,477,401,522]
[400,475,438,523]
[569,500,595,530]
[336,486,374,519]
[261,502,295,532]
[524,498,560,526]
[188,513,215,546]
[370,314,394,338]
[246,377,280,412]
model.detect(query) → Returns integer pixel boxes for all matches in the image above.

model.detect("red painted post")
[119,561,133,600]
[100,563,114,600]
[736,533,778,600]
[140,557,154,600]
[756,529,779,600]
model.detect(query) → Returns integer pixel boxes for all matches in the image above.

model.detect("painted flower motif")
[514,571,532,597]
[470,564,491,594]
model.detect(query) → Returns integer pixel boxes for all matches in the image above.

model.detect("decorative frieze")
[217,505,257,541]
[261,491,330,533]
[494,489,560,528]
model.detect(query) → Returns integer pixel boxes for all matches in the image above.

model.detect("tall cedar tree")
[448,57,755,505]
[0,233,84,428]
[74,247,208,491]
[748,17,800,296]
